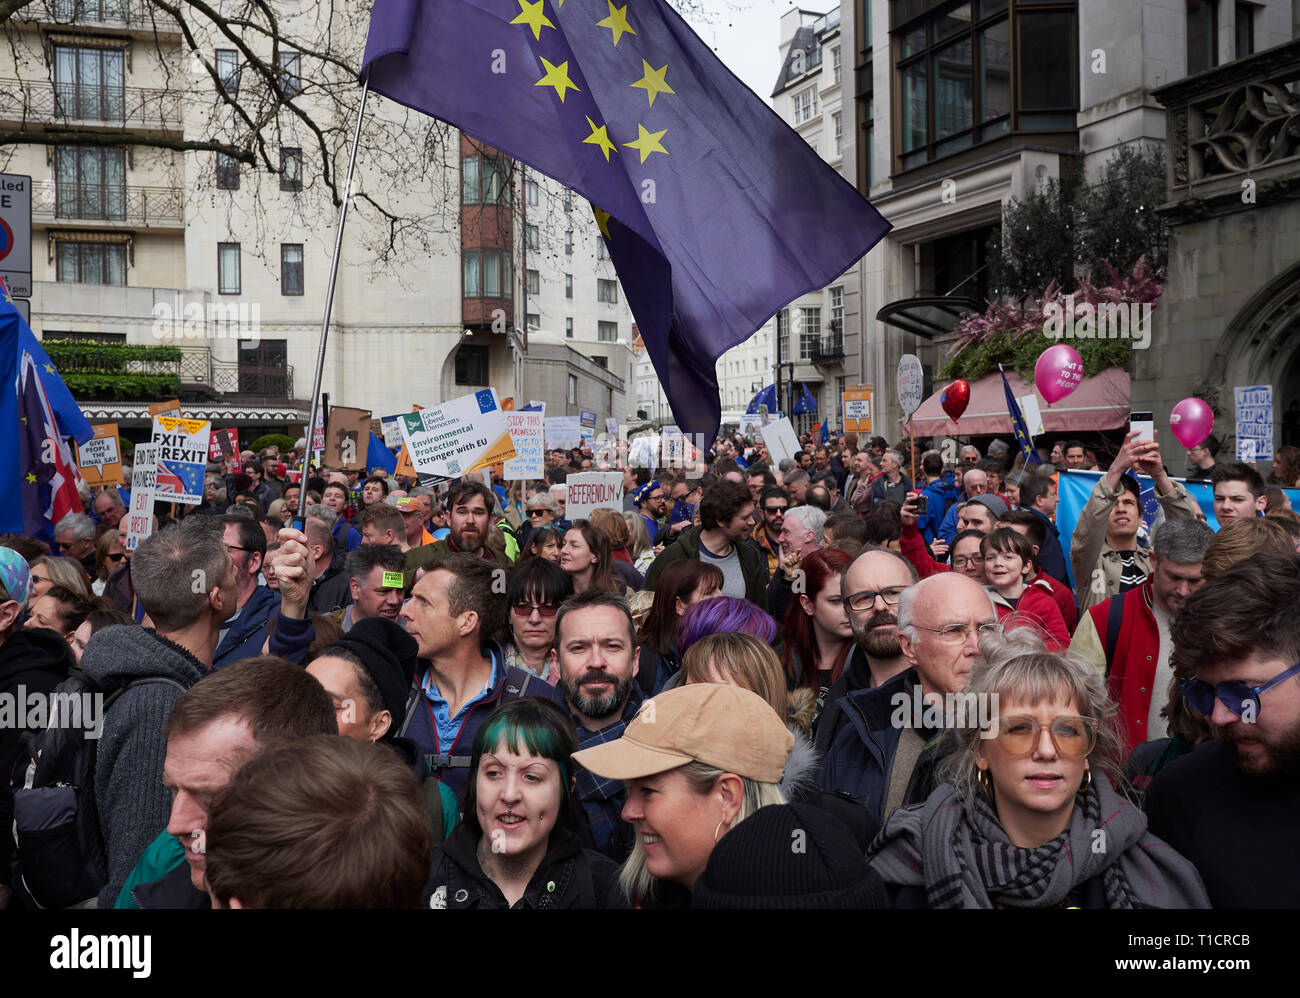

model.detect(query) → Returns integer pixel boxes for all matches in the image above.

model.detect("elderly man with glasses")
[818,572,998,824]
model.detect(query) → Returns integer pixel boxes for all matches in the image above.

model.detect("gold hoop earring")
[1079,769,1092,793]
[713,818,731,844]
[977,768,993,795]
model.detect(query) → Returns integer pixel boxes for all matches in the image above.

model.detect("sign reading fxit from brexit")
[150,416,211,505]
[399,389,516,479]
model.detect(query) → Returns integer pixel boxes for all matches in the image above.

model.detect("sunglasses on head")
[1180,662,1300,719]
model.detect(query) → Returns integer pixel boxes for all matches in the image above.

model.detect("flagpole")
[298,76,370,527]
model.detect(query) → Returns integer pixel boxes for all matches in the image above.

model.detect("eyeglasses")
[989,715,1099,758]
[647,493,665,502]
[952,555,985,569]
[913,621,999,644]
[56,541,77,551]
[105,553,125,563]
[1180,662,1300,719]
[845,586,907,612]
[527,509,550,518]
[512,602,558,618]
[763,506,788,516]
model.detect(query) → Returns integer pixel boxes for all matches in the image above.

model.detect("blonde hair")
[1201,517,1294,580]
[30,555,92,599]
[623,511,652,559]
[681,633,786,719]
[618,761,785,904]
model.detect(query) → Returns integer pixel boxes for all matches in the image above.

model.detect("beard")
[562,669,634,721]
[1222,716,1300,783]
[851,610,902,659]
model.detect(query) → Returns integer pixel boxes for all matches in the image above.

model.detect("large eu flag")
[362,0,890,439]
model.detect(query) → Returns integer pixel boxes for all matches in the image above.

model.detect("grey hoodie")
[81,624,208,907]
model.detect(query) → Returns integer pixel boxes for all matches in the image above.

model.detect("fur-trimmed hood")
[780,722,820,801]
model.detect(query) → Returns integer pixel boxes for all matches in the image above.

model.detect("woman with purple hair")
[678,597,779,654]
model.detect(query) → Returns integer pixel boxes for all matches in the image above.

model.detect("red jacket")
[899,523,947,579]
[1033,570,1078,634]
[990,580,1070,650]
[1085,582,1161,754]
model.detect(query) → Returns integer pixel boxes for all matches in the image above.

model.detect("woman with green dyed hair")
[424,698,626,909]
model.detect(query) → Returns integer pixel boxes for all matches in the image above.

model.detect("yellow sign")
[842,384,874,436]
[77,423,123,488]
[148,399,182,419]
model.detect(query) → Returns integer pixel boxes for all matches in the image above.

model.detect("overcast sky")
[679,0,834,106]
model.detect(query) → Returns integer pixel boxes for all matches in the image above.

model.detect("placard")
[77,423,122,488]
[605,417,618,435]
[1234,385,1273,461]
[738,412,783,438]
[325,406,371,471]
[1017,394,1046,438]
[759,417,801,467]
[399,389,515,479]
[580,410,598,431]
[565,471,623,520]
[122,443,158,551]
[897,357,924,417]
[150,416,210,505]
[503,404,545,481]
[148,399,182,419]
[546,415,583,450]
[312,408,325,452]
[842,384,874,435]
[208,427,239,461]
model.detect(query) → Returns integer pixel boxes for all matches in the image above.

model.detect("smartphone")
[908,492,927,515]
[1130,411,1155,443]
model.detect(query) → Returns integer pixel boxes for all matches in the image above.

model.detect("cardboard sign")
[1017,394,1046,438]
[77,423,122,487]
[208,427,239,461]
[325,406,372,471]
[580,410,598,431]
[897,357,924,417]
[565,472,623,520]
[1234,385,1273,461]
[312,408,326,452]
[760,417,801,467]
[503,404,545,481]
[148,399,182,419]
[150,416,210,505]
[842,384,874,435]
[123,443,158,551]
[399,389,515,479]
[546,415,583,450]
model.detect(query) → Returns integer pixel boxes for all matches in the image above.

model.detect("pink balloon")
[1034,344,1084,404]
[1169,397,1214,450]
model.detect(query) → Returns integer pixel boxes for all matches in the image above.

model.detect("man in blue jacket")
[915,452,959,544]
[213,514,281,669]
[933,466,988,547]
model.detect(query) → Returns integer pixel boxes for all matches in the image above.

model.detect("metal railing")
[180,346,296,400]
[810,334,844,364]
[0,78,183,130]
[16,0,181,31]
[33,180,183,225]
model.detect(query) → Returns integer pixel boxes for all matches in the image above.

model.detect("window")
[865,92,875,188]
[526,223,539,250]
[799,307,821,360]
[830,286,843,329]
[218,242,241,294]
[280,147,302,192]
[777,308,790,360]
[525,178,539,206]
[215,49,239,97]
[565,273,573,299]
[56,240,126,285]
[566,317,574,338]
[1187,1,1218,74]
[54,146,125,220]
[277,51,302,97]
[464,250,512,297]
[598,321,618,342]
[526,312,540,330]
[526,269,540,295]
[563,189,573,211]
[1234,2,1253,60]
[833,112,843,156]
[567,374,577,404]
[461,155,508,204]
[216,152,239,190]
[565,229,574,255]
[597,239,610,261]
[455,345,491,385]
[462,157,480,204]
[1018,11,1075,121]
[53,42,125,121]
[281,244,303,296]
[592,355,608,369]
[597,279,618,303]
[793,86,819,124]
[832,45,842,84]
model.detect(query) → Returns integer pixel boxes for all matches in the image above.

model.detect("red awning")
[905,367,1130,436]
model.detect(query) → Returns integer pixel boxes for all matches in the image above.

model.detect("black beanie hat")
[320,617,418,736]
[692,803,888,909]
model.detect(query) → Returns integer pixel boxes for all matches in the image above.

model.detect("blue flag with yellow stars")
[999,364,1041,466]
[362,0,890,440]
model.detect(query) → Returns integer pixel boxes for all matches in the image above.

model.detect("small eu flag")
[362,0,890,440]
[1001,365,1042,466]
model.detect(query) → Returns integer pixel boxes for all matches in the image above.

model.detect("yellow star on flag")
[43,363,55,374]
[593,206,612,238]
[630,60,674,107]
[596,1,636,46]
[535,57,580,102]
[25,472,36,484]
[583,117,618,162]
[624,123,669,163]
[511,0,554,41]
[20,415,27,425]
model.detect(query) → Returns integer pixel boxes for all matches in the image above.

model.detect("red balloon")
[940,380,970,422]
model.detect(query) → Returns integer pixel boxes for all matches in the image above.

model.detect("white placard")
[150,416,211,505]
[398,389,515,479]
[122,444,158,551]
[545,415,583,450]
[1017,394,1046,437]
[565,472,623,520]
[1234,385,1273,461]
[503,405,545,480]
[760,417,801,466]
[897,355,924,416]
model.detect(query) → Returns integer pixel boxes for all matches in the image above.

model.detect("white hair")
[783,504,826,543]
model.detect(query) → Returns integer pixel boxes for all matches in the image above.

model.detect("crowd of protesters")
[1,423,1297,909]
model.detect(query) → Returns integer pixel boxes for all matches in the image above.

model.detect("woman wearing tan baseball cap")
[572,683,793,907]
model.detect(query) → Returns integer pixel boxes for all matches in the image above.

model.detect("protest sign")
[897,358,924,417]
[148,399,181,419]
[738,412,782,438]
[150,416,210,505]
[605,417,618,435]
[77,423,122,488]
[1235,385,1273,461]
[580,410,597,432]
[842,385,874,435]
[1017,394,1046,437]
[122,443,158,551]
[546,415,583,450]
[325,406,372,470]
[760,417,801,466]
[312,408,325,452]
[565,472,623,520]
[380,414,404,449]
[503,404,545,480]
[208,427,239,461]
[399,389,515,479]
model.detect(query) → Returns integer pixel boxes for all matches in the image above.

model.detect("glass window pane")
[1019,12,1075,110]
[464,252,481,296]
[105,245,125,285]
[902,26,925,58]
[980,19,1011,122]
[83,245,104,284]
[461,156,479,204]
[979,0,1008,15]
[483,250,501,297]
[937,4,971,39]
[901,61,928,153]
[57,243,77,282]
[935,38,973,140]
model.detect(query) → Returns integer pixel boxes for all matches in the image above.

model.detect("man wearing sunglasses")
[819,572,997,823]
[750,486,787,578]
[1145,553,1300,908]
[54,512,98,583]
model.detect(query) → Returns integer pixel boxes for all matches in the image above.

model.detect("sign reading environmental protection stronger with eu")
[399,389,516,479]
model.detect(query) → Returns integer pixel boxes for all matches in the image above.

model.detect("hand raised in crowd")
[900,492,921,528]
[929,539,949,560]
[779,549,802,579]
[274,526,313,618]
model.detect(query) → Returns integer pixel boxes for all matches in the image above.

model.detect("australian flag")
[1000,365,1041,466]
[362,0,890,441]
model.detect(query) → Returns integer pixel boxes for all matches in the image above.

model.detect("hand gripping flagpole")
[297,75,370,528]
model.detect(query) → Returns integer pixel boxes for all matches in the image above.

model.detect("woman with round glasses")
[502,558,573,684]
[869,631,1209,908]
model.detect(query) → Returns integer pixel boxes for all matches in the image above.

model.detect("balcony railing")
[15,0,181,32]
[810,334,844,364]
[0,78,183,131]
[180,346,296,401]
[33,181,183,225]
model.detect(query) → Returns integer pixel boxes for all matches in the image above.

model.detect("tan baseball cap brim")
[573,737,694,781]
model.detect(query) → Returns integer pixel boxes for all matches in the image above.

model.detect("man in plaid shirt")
[553,589,646,861]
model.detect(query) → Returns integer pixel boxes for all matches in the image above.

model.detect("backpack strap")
[422,779,446,843]
[1103,592,1125,677]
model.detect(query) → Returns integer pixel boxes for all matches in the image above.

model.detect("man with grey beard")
[553,589,644,861]
[815,547,917,754]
